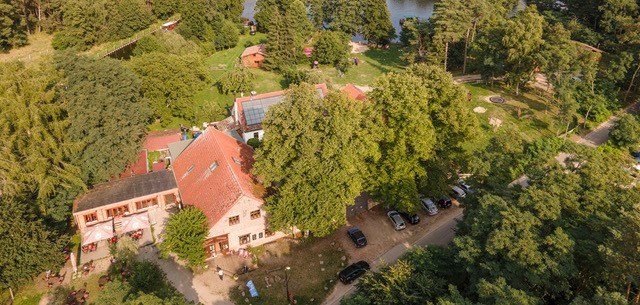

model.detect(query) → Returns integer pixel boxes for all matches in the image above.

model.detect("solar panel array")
[243,95,285,126]
[242,87,325,127]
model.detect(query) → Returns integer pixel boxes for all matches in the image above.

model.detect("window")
[258,232,264,239]
[253,132,259,139]
[239,234,251,245]
[252,234,257,240]
[232,157,242,165]
[135,198,158,210]
[84,213,98,223]
[106,205,129,218]
[229,215,240,226]
[250,210,261,220]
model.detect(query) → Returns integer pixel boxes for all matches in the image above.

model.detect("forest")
[3,0,640,304]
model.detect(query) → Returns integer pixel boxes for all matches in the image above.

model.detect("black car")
[399,211,420,225]
[438,197,452,209]
[339,261,370,284]
[347,227,367,248]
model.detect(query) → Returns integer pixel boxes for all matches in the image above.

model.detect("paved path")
[138,247,234,305]
[322,209,463,305]
[575,101,640,147]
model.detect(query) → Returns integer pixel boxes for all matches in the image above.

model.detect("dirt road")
[322,209,463,305]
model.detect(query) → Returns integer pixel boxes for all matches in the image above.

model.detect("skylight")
[209,161,219,172]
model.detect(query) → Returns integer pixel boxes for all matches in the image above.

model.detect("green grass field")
[462,83,560,152]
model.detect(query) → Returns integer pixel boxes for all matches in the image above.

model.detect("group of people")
[127,229,143,240]
[44,270,65,288]
[81,243,98,253]
[81,260,95,276]
[65,288,90,304]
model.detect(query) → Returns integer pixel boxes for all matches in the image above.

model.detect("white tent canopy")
[120,213,150,233]
[82,222,114,245]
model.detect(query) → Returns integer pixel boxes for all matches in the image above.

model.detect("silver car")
[420,198,439,216]
[387,211,406,230]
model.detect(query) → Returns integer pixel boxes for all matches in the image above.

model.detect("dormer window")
[232,157,242,165]
[209,161,219,172]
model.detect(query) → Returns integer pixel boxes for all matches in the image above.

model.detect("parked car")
[399,211,420,225]
[451,185,467,199]
[458,180,474,193]
[339,261,370,284]
[420,197,439,216]
[347,227,367,248]
[387,211,406,230]
[632,151,640,163]
[438,197,453,209]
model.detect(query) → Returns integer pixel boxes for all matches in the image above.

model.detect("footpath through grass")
[230,238,348,305]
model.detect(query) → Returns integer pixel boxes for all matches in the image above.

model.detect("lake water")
[242,0,435,37]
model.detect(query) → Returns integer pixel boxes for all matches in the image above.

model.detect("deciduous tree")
[128,52,209,123]
[313,30,350,65]
[160,206,208,268]
[254,85,377,236]
[218,66,254,96]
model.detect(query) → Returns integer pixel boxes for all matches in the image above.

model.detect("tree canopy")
[254,84,377,236]
[56,54,150,185]
[0,196,66,290]
[344,142,640,305]
[160,206,208,268]
[0,60,84,205]
[313,31,351,65]
[128,52,210,124]
[367,65,478,212]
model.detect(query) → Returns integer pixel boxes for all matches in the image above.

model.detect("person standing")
[216,266,224,280]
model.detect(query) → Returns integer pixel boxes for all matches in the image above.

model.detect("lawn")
[149,35,406,131]
[462,83,561,152]
[230,238,348,305]
[0,32,53,65]
[316,45,407,87]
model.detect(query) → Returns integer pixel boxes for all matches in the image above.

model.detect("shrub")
[247,138,261,149]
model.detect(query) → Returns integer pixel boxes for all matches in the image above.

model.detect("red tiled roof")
[152,161,166,172]
[172,128,259,227]
[234,83,329,133]
[241,44,266,58]
[144,130,182,151]
[341,84,367,101]
[120,150,148,179]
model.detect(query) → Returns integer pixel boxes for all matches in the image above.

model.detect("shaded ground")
[573,100,640,147]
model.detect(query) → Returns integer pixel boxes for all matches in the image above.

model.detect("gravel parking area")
[338,204,463,264]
